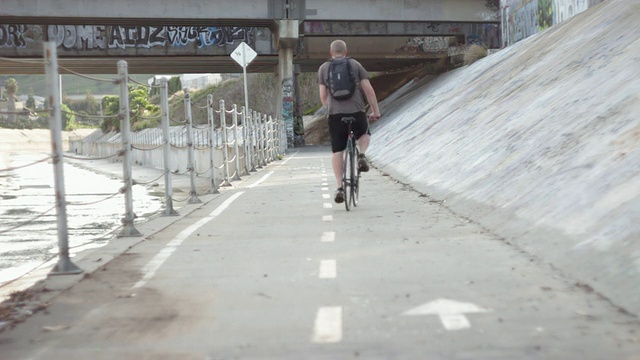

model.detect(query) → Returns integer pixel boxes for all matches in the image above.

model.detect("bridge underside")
[0,53,452,75]
[0,21,498,74]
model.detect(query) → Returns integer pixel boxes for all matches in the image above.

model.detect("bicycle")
[341,116,360,211]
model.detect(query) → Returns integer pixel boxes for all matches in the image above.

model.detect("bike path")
[0,146,638,359]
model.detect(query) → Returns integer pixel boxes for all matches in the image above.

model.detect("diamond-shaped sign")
[231,42,257,68]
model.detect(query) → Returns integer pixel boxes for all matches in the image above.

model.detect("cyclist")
[317,39,382,203]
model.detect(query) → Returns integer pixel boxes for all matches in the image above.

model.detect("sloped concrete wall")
[369,0,640,314]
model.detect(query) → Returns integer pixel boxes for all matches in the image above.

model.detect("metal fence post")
[248,109,257,172]
[207,94,219,194]
[117,60,142,237]
[260,113,268,167]
[184,88,202,204]
[219,100,231,186]
[253,111,263,169]
[240,106,251,175]
[44,42,82,275]
[268,116,275,161]
[160,79,178,216]
[232,104,242,181]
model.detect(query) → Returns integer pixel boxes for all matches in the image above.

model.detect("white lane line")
[321,187,329,191]
[312,307,343,343]
[322,215,333,222]
[322,194,330,199]
[247,171,274,189]
[321,231,335,242]
[321,182,328,186]
[323,203,333,209]
[319,260,337,279]
[280,151,297,164]
[132,192,245,289]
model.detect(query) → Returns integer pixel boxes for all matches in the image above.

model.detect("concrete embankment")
[0,129,95,153]
[369,0,640,315]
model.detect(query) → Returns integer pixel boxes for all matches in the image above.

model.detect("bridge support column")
[276,19,299,148]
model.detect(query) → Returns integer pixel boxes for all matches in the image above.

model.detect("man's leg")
[357,133,371,172]
[357,134,370,154]
[332,151,345,203]
[332,151,343,188]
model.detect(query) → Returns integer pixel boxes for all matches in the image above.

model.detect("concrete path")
[1,146,639,359]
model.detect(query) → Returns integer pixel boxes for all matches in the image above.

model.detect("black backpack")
[326,57,356,100]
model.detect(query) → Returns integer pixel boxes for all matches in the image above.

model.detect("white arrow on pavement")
[402,298,492,331]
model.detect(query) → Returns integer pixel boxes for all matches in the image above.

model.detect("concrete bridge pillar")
[276,19,299,148]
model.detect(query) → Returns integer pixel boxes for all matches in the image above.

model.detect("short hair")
[330,40,347,55]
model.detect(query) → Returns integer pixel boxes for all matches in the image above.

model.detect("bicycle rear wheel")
[342,141,352,211]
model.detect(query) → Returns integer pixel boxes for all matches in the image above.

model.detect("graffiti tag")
[9,25,256,50]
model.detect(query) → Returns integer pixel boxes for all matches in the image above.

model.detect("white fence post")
[117,60,142,237]
[160,78,178,216]
[183,88,202,204]
[44,42,83,275]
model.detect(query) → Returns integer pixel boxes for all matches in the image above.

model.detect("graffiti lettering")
[164,26,251,48]
[396,37,455,53]
[48,25,108,50]
[0,25,28,48]
[43,25,253,50]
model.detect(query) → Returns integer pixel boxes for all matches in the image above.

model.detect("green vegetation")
[1,73,322,132]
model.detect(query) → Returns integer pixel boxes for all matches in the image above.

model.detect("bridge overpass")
[0,0,500,75]
[0,0,500,147]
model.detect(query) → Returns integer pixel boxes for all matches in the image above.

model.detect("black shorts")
[328,112,370,153]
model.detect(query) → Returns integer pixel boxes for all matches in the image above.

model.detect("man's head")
[330,40,348,58]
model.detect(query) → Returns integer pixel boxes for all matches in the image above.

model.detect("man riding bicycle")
[317,39,382,203]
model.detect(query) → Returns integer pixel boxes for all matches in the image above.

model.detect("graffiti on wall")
[0,25,255,50]
[395,23,500,55]
[553,0,589,24]
[508,0,539,44]
[0,25,30,48]
[281,78,295,146]
[396,37,455,53]
[502,0,603,46]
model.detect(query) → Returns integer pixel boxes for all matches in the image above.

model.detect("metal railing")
[0,41,287,284]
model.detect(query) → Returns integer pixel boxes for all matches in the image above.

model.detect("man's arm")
[360,79,381,120]
[319,84,329,109]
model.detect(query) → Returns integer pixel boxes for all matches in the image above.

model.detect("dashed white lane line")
[312,307,343,343]
[322,194,330,199]
[322,182,328,186]
[321,187,329,191]
[247,171,274,189]
[132,192,245,289]
[323,203,333,209]
[319,260,337,279]
[322,215,333,222]
[321,231,335,242]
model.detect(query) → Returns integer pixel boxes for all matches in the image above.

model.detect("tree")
[25,87,36,110]
[168,76,182,94]
[60,103,77,131]
[83,91,100,115]
[4,78,18,122]
[100,95,120,133]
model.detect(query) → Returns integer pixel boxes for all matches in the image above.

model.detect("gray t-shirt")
[318,57,369,115]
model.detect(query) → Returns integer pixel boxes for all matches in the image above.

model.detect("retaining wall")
[370,0,640,314]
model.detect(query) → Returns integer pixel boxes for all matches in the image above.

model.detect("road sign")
[403,298,492,331]
[231,42,257,68]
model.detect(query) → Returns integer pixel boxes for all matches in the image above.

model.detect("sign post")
[231,42,258,125]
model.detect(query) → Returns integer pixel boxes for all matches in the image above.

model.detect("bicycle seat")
[341,116,356,123]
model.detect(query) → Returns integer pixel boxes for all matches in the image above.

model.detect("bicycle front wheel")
[351,147,359,207]
[342,142,352,211]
